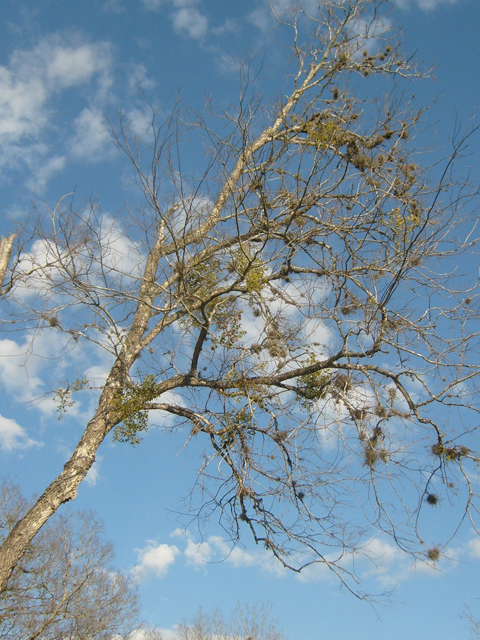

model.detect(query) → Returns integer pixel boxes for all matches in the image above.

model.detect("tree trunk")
[0,234,15,291]
[0,391,115,593]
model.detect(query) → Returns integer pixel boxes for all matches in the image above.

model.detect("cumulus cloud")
[0,415,41,451]
[131,629,178,640]
[297,537,444,589]
[170,529,286,576]
[0,33,113,189]
[208,536,285,575]
[170,6,209,40]
[133,542,180,580]
[184,537,215,567]
[467,538,480,560]
[154,630,178,640]
[248,7,275,32]
[0,34,112,143]
[140,0,210,41]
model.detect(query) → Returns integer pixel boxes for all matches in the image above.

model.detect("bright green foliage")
[53,378,89,419]
[112,375,159,445]
[229,248,267,293]
[391,205,421,246]
[295,358,330,409]
[182,258,221,300]
[304,117,344,150]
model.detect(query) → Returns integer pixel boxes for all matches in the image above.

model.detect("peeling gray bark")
[0,234,15,291]
[0,383,117,593]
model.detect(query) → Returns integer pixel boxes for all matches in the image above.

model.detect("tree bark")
[0,234,15,291]
[0,387,116,593]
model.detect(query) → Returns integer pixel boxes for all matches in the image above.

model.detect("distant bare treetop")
[177,602,286,640]
[0,480,140,640]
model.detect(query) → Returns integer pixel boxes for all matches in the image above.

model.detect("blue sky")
[0,0,479,639]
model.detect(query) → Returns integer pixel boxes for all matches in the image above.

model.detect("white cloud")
[248,7,274,33]
[0,415,41,451]
[85,456,102,486]
[140,0,165,10]
[70,107,110,161]
[159,529,480,589]
[214,52,241,75]
[394,0,460,8]
[26,155,66,192]
[16,215,146,302]
[97,213,147,275]
[171,7,209,40]
[211,19,237,36]
[125,106,156,138]
[0,33,113,189]
[170,529,214,568]
[0,330,72,413]
[84,364,112,388]
[0,336,45,403]
[249,0,320,32]
[39,40,110,90]
[172,0,201,6]
[302,317,332,349]
[0,34,112,143]
[468,538,480,560]
[196,534,286,576]
[103,0,126,12]
[127,63,156,94]
[184,537,215,567]
[169,529,286,576]
[297,537,444,589]
[345,15,393,60]
[155,630,178,640]
[133,542,180,580]
[131,629,178,640]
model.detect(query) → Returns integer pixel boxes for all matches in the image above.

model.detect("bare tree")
[0,0,479,595]
[0,480,140,640]
[176,602,285,640]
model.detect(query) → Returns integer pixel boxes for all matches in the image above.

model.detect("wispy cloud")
[26,155,66,192]
[140,0,233,44]
[0,414,41,451]
[248,0,320,33]
[0,33,113,190]
[394,0,460,9]
[70,107,111,162]
[127,62,157,93]
[139,0,165,10]
[211,19,237,36]
[136,528,480,589]
[102,0,126,12]
[170,5,209,41]
[85,456,102,486]
[170,529,287,576]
